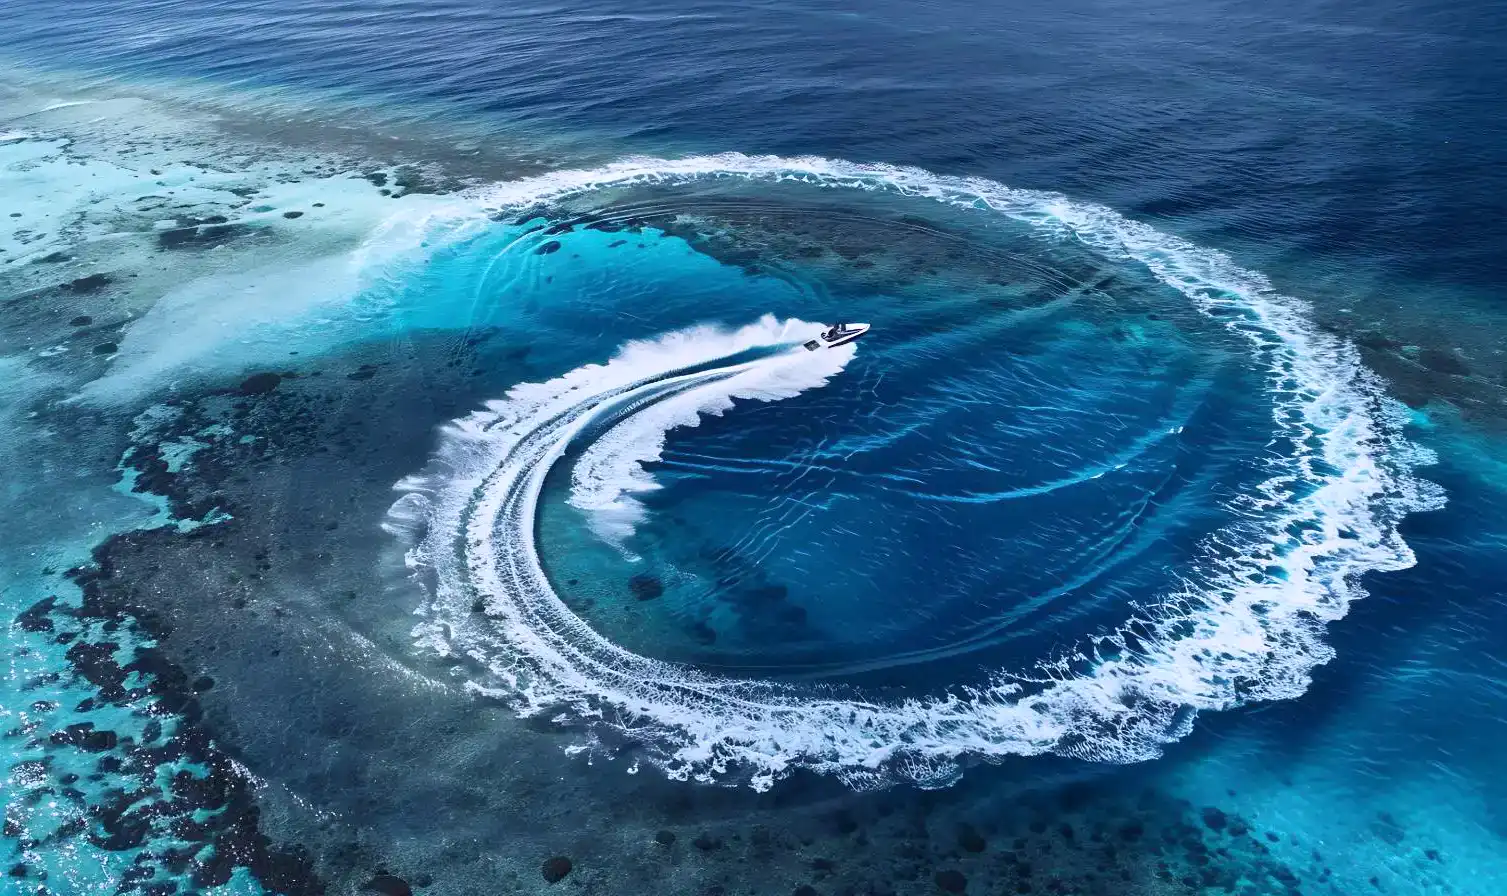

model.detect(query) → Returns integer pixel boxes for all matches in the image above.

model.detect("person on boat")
[825,322,848,340]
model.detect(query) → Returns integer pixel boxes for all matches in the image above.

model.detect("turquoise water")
[3,2,1506,895]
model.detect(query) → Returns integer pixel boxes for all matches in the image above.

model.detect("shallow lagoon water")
[3,2,1507,895]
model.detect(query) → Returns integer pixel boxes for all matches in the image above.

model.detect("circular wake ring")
[385,156,1442,791]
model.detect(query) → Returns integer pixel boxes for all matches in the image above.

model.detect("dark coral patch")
[66,640,129,700]
[15,597,58,633]
[48,722,117,752]
[61,531,326,895]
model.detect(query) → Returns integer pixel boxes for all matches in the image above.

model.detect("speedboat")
[804,322,870,351]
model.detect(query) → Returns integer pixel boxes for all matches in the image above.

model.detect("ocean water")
[2,1,1506,895]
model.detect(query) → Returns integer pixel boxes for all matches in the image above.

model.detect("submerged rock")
[158,223,248,250]
[1201,806,1227,832]
[1372,811,1406,846]
[364,874,412,896]
[238,372,283,395]
[957,823,986,853]
[934,869,967,893]
[1418,347,1471,376]
[629,573,664,601]
[541,856,573,883]
[61,273,113,293]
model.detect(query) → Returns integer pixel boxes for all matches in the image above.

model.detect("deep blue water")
[6,0,1506,288]
[3,1,1507,894]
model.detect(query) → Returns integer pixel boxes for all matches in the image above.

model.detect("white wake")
[568,329,850,551]
[386,154,1442,791]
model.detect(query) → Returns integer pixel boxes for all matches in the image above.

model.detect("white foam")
[389,155,1443,790]
[570,338,851,548]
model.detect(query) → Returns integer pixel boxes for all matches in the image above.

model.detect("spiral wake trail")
[385,156,1442,791]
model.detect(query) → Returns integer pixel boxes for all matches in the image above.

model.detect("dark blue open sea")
[2,1,1505,894]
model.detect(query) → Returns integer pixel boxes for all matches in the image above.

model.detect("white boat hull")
[804,322,870,350]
